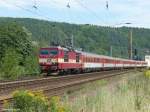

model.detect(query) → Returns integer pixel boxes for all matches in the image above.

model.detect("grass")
[62,71,150,112]
[4,70,150,112]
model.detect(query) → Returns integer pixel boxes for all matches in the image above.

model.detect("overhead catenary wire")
[66,0,71,8]
[103,0,131,57]
[65,0,88,24]
[33,0,38,9]
[66,0,72,23]
[73,0,108,26]
[3,0,73,45]
[2,0,54,21]
[3,0,109,26]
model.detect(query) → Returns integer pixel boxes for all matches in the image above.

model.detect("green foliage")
[5,91,71,112]
[0,49,24,79]
[12,90,49,112]
[0,21,40,79]
[0,21,32,61]
[24,54,39,75]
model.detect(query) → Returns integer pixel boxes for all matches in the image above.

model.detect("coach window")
[64,51,69,62]
[76,53,80,62]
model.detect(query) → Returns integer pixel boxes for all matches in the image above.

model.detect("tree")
[0,22,33,63]
[0,22,40,79]
[24,54,39,75]
[0,48,24,79]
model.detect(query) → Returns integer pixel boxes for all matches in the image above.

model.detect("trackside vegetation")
[0,22,40,80]
[4,90,71,112]
[4,71,150,112]
[63,71,150,112]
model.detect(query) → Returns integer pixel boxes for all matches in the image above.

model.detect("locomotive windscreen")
[40,50,49,55]
[40,49,58,55]
[49,50,58,55]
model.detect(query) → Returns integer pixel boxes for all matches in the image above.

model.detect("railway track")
[0,73,44,83]
[0,69,138,111]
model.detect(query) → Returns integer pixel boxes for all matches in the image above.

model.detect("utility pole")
[129,29,133,59]
[112,22,132,59]
[71,35,74,48]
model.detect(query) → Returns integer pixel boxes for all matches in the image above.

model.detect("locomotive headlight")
[51,59,57,63]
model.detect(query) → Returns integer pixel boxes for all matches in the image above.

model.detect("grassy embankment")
[62,70,150,112]
[4,70,150,112]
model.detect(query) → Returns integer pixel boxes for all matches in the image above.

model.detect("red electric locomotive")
[39,46,82,74]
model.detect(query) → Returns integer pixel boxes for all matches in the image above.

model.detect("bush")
[0,49,25,79]
[0,22,40,80]
[0,48,40,80]
[4,90,71,112]
[24,54,40,75]
[12,90,49,112]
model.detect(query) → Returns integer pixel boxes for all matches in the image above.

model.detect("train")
[39,46,147,75]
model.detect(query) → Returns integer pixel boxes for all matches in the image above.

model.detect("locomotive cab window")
[64,51,69,62]
[49,50,58,55]
[76,53,80,62]
[40,49,58,55]
[40,50,49,55]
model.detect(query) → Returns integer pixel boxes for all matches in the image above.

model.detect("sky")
[0,0,150,28]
